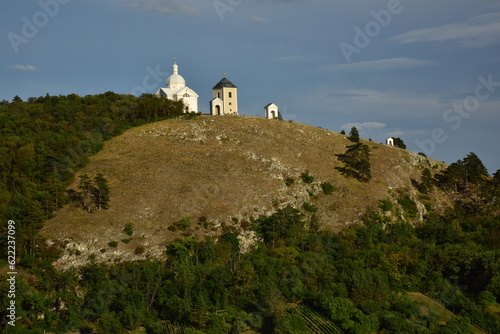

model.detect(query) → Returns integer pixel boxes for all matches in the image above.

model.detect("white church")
[156,59,279,118]
[155,60,199,113]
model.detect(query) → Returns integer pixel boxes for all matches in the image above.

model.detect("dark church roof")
[213,77,237,89]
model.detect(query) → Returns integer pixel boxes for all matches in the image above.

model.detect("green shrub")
[301,170,315,184]
[121,238,132,244]
[302,202,318,212]
[379,199,393,212]
[397,195,418,218]
[123,223,134,236]
[167,225,177,232]
[108,241,118,248]
[176,216,191,230]
[321,182,335,195]
[285,177,295,187]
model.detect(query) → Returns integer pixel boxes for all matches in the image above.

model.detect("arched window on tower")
[229,92,232,98]
[183,93,190,97]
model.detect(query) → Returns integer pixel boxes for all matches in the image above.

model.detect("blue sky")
[2,0,500,172]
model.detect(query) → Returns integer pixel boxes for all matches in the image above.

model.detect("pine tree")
[493,170,500,185]
[348,127,360,142]
[93,173,110,210]
[462,152,488,184]
[419,168,434,193]
[336,142,372,182]
[393,137,406,149]
[78,174,96,212]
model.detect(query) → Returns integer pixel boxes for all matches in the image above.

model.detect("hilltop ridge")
[42,115,449,267]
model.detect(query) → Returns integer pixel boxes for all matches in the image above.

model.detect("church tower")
[210,75,238,115]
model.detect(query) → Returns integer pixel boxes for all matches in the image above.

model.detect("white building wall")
[265,103,279,119]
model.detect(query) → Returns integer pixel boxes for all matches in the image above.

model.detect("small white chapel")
[155,60,199,113]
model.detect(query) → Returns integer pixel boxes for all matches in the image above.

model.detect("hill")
[41,115,449,268]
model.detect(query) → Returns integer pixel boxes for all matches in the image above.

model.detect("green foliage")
[108,241,118,248]
[437,152,489,191]
[321,182,335,195]
[336,142,372,182]
[274,313,309,334]
[177,216,191,230]
[419,168,435,193]
[379,198,393,212]
[123,223,134,236]
[97,312,125,334]
[70,173,110,212]
[168,217,192,232]
[300,170,314,184]
[348,127,360,142]
[397,195,418,218]
[302,202,318,212]
[392,137,406,149]
[254,205,307,248]
[285,177,295,187]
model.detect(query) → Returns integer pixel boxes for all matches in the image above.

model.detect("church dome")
[166,63,186,90]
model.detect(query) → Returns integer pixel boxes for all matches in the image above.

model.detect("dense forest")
[0,94,499,333]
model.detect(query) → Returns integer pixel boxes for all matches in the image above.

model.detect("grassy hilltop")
[42,115,448,267]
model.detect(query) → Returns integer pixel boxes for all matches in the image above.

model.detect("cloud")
[327,58,435,72]
[121,0,202,16]
[8,65,37,71]
[385,130,406,137]
[341,122,386,131]
[250,15,267,23]
[391,11,500,48]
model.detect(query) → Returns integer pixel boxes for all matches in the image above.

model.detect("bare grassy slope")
[42,116,447,267]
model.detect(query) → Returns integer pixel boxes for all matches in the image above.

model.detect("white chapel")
[156,60,199,113]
